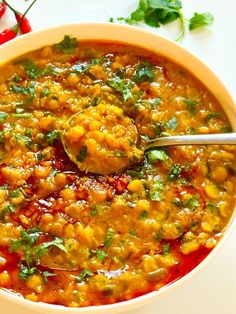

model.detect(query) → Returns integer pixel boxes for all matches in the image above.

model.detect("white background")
[0,1,236,313]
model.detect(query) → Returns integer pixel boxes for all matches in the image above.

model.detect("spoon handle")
[146,133,236,150]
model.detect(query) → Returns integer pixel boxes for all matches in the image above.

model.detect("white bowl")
[0,22,235,314]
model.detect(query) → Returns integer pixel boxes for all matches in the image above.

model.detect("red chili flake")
[108,174,129,194]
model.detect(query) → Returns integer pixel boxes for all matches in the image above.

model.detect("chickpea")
[211,166,228,183]
[26,275,44,293]
[0,271,11,287]
[127,180,143,193]
[205,184,220,199]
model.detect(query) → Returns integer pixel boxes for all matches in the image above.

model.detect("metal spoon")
[145,133,236,151]
[61,105,236,174]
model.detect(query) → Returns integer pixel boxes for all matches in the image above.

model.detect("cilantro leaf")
[42,271,57,283]
[162,242,170,255]
[147,149,169,163]
[184,99,198,114]
[23,59,43,79]
[133,63,155,83]
[130,229,136,237]
[185,194,200,209]
[19,263,37,281]
[9,188,22,198]
[107,78,133,101]
[148,179,164,201]
[189,12,214,30]
[9,228,41,252]
[76,269,94,283]
[165,117,178,130]
[104,228,115,247]
[45,130,60,145]
[139,210,148,220]
[206,112,223,122]
[34,238,67,261]
[54,35,78,54]
[0,112,8,122]
[91,204,98,216]
[96,250,107,262]
[169,164,181,180]
[10,83,35,97]
[0,204,16,221]
[77,145,87,162]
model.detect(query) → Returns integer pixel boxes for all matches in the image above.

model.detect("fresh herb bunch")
[110,0,214,41]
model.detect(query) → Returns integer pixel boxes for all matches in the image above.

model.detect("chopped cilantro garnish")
[0,112,8,122]
[184,99,198,114]
[23,59,42,79]
[1,184,9,190]
[162,243,170,255]
[9,228,41,252]
[206,202,218,214]
[172,197,182,207]
[139,210,148,220]
[0,204,16,220]
[187,127,195,134]
[15,134,32,147]
[11,82,35,97]
[169,164,181,180]
[13,75,22,83]
[221,126,232,133]
[19,263,37,281]
[96,250,107,262]
[127,169,144,179]
[154,232,162,241]
[190,221,199,229]
[133,63,155,83]
[91,204,98,216]
[107,77,133,101]
[173,194,200,209]
[206,112,223,122]
[77,145,87,162]
[43,65,60,76]
[130,229,136,237]
[45,130,60,145]
[184,194,200,209]
[165,117,178,130]
[37,152,44,161]
[12,113,32,118]
[54,35,78,54]
[9,188,22,198]
[41,87,50,98]
[42,271,57,283]
[148,179,164,201]
[50,169,58,177]
[104,228,115,247]
[147,149,169,163]
[76,269,94,283]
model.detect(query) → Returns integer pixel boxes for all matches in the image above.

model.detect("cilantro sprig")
[110,0,214,41]
[54,35,78,54]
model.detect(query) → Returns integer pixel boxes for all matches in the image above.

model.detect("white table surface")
[1,1,236,313]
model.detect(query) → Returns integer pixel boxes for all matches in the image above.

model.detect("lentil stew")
[0,36,235,307]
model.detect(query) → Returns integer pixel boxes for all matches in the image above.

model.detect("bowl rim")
[0,21,235,314]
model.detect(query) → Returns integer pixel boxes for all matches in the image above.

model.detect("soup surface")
[0,36,235,307]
